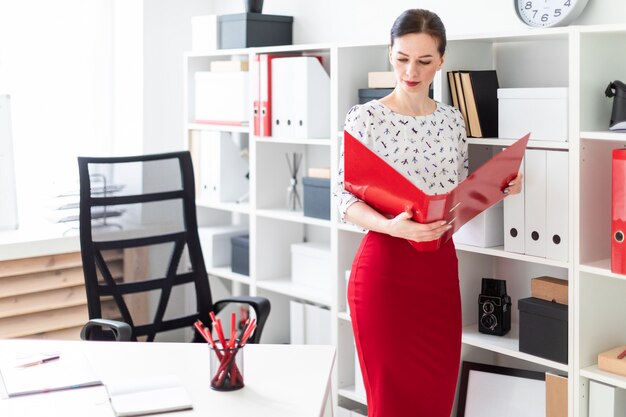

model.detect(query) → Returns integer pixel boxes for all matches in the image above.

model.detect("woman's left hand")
[503,172,523,196]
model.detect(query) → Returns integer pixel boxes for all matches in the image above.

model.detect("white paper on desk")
[0,351,102,397]
[107,375,193,417]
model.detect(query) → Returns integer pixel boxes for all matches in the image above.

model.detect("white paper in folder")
[271,57,330,139]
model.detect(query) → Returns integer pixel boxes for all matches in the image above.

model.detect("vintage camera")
[478,278,511,336]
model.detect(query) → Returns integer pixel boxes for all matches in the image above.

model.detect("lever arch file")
[344,131,529,251]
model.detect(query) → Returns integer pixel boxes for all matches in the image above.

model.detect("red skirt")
[348,232,461,417]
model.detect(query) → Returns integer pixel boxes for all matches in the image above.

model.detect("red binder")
[612,149,626,274]
[252,54,261,136]
[258,54,293,137]
[344,131,530,251]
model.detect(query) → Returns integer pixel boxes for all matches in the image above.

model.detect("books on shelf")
[448,70,499,138]
[344,130,529,251]
[107,375,193,417]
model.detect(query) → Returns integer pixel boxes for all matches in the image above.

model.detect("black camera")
[478,278,511,336]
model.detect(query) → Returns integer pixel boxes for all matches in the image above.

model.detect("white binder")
[198,131,249,203]
[270,57,294,138]
[546,150,569,262]
[504,157,525,254]
[589,380,626,417]
[524,149,547,258]
[271,57,330,139]
[304,303,331,345]
[289,300,305,345]
[454,202,504,248]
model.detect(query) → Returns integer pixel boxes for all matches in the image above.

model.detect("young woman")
[336,9,522,417]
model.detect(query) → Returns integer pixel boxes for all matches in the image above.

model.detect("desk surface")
[0,339,336,417]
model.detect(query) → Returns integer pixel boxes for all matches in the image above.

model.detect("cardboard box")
[367,72,396,88]
[589,380,626,416]
[531,276,568,305]
[518,297,568,364]
[453,202,503,247]
[546,373,568,417]
[291,242,331,291]
[191,15,218,51]
[218,13,293,49]
[598,345,626,377]
[498,87,568,142]
[199,226,248,268]
[302,177,330,220]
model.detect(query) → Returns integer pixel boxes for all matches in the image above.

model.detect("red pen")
[617,349,626,360]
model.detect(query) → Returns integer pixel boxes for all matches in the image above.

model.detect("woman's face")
[389,33,444,96]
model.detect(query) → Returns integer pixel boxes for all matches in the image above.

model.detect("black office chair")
[77,151,269,342]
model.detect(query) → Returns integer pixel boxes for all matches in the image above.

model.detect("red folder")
[344,131,530,251]
[259,54,294,136]
[252,54,261,136]
[612,149,626,274]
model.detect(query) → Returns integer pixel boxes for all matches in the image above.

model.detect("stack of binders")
[447,70,499,138]
[503,149,569,262]
[251,54,330,139]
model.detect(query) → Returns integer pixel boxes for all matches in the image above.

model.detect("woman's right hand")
[386,211,452,243]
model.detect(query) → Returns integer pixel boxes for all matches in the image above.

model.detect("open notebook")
[0,351,102,397]
[106,375,193,417]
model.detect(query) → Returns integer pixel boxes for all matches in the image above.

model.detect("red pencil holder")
[209,340,244,391]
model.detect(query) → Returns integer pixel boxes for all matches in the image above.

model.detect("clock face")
[515,0,590,27]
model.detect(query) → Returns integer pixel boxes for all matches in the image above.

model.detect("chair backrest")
[77,151,212,342]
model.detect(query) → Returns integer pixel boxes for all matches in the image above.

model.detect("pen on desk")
[16,355,60,368]
[617,349,626,360]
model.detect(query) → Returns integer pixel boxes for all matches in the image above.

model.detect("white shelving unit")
[183,24,626,417]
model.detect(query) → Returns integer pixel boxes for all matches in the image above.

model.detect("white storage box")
[198,225,248,268]
[290,242,331,291]
[194,71,249,124]
[191,15,218,51]
[453,202,504,247]
[498,87,568,142]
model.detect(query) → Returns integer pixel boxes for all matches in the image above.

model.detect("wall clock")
[515,0,590,27]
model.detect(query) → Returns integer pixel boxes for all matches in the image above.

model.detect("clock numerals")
[525,1,532,10]
[554,9,562,17]
[564,0,571,6]
[515,0,588,27]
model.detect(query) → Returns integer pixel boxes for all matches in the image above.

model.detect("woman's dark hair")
[390,9,447,56]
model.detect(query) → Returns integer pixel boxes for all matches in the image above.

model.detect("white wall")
[210,0,626,44]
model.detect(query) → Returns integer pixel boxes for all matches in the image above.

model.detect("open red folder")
[344,130,530,251]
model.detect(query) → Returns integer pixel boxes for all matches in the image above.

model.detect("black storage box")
[230,234,249,276]
[518,297,568,364]
[302,177,330,220]
[358,88,394,104]
[218,13,293,49]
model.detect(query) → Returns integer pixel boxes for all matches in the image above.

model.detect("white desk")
[0,339,335,417]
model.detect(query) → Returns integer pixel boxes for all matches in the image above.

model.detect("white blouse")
[335,100,469,222]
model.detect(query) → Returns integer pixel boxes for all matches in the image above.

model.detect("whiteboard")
[458,362,546,417]
[0,95,18,230]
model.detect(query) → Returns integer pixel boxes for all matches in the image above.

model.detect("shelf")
[187,123,249,133]
[255,137,332,146]
[255,278,331,306]
[337,223,366,234]
[338,312,351,322]
[580,131,626,142]
[256,208,331,227]
[338,386,367,406]
[206,266,251,284]
[454,244,570,268]
[579,258,626,280]
[249,43,334,54]
[467,137,569,150]
[196,200,251,214]
[461,324,568,372]
[184,48,251,58]
[580,365,626,389]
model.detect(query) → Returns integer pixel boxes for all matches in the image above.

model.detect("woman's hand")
[386,211,452,243]
[503,172,523,196]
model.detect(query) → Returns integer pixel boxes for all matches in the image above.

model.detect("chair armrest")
[213,296,271,344]
[80,318,132,341]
